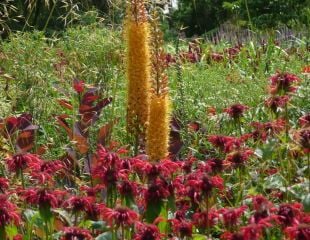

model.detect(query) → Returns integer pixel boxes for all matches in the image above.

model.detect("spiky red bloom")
[73,79,85,94]
[118,180,138,198]
[269,72,300,95]
[297,129,310,152]
[102,206,138,227]
[220,231,244,240]
[299,114,310,128]
[61,227,92,240]
[285,224,310,240]
[251,118,286,141]
[192,209,219,229]
[20,188,61,209]
[0,195,20,227]
[134,223,162,240]
[144,178,171,204]
[63,196,95,213]
[225,149,253,167]
[277,203,302,227]
[265,95,290,112]
[6,153,42,173]
[0,178,9,193]
[224,104,249,119]
[208,135,242,153]
[219,206,248,229]
[170,219,193,238]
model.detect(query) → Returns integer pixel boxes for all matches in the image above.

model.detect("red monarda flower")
[277,203,302,227]
[118,180,138,199]
[144,179,170,204]
[20,188,60,209]
[61,227,92,240]
[0,195,20,227]
[299,114,310,128]
[219,206,248,229]
[102,206,138,227]
[285,224,310,240]
[225,149,253,167]
[224,104,249,119]
[6,153,42,173]
[251,118,286,141]
[294,129,310,153]
[170,219,193,238]
[264,95,290,112]
[63,196,94,213]
[208,135,242,153]
[269,72,300,95]
[220,231,244,240]
[134,223,162,240]
[73,79,85,93]
[192,209,218,229]
[206,158,224,173]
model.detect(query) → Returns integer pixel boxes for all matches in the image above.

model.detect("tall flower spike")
[125,0,151,136]
[146,11,170,161]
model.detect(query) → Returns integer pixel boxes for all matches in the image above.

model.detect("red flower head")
[6,153,42,173]
[20,188,61,209]
[302,65,310,74]
[219,206,248,229]
[206,158,224,173]
[249,195,273,223]
[170,219,193,238]
[299,114,310,128]
[118,180,138,199]
[208,135,242,153]
[73,79,85,94]
[199,175,224,196]
[102,206,138,227]
[220,231,244,240]
[285,224,310,240]
[192,208,219,229]
[63,196,95,213]
[224,104,249,119]
[241,223,269,240]
[134,223,162,240]
[0,195,20,227]
[269,72,300,95]
[225,149,253,167]
[277,203,302,227]
[61,227,93,240]
[144,178,170,205]
[294,129,310,153]
[265,95,290,112]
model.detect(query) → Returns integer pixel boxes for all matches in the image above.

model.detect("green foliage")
[172,0,310,36]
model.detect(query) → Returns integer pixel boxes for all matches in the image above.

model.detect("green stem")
[244,0,252,29]
[0,226,6,240]
[42,0,58,32]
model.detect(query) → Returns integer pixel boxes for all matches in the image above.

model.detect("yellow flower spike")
[125,0,151,136]
[146,12,171,161]
[147,94,170,161]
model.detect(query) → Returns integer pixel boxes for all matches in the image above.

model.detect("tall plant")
[146,11,170,161]
[125,0,151,152]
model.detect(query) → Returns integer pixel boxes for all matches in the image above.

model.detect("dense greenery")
[1,0,309,38]
[172,0,310,36]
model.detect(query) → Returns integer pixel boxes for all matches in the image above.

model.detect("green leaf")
[96,232,112,240]
[193,234,208,240]
[5,225,18,240]
[145,200,163,223]
[302,193,310,213]
[158,203,168,234]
